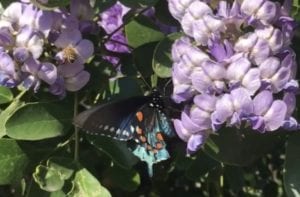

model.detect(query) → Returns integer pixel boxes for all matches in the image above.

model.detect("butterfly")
[73,89,174,176]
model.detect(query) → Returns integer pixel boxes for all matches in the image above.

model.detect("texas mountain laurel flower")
[98,1,178,67]
[0,0,94,97]
[168,0,299,153]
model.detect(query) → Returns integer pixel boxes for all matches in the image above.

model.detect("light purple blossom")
[21,57,57,91]
[168,0,299,153]
[15,26,44,59]
[54,29,94,63]
[0,1,93,96]
[0,52,18,87]
[56,61,90,92]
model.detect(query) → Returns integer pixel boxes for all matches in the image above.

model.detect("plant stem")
[74,92,79,162]
[15,89,27,101]
[102,6,152,43]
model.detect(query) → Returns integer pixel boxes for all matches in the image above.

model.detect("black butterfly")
[73,90,174,176]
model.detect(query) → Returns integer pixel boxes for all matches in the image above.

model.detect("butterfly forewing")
[74,96,151,140]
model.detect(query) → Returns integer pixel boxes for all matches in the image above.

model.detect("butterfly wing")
[74,96,151,140]
[74,93,174,176]
[129,105,173,176]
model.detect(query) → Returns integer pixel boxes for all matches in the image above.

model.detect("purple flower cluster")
[99,1,178,66]
[0,0,94,97]
[168,0,299,153]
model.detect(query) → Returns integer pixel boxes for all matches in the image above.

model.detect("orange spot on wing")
[156,142,163,150]
[139,135,147,143]
[136,126,143,135]
[147,144,152,151]
[156,132,164,141]
[136,111,143,122]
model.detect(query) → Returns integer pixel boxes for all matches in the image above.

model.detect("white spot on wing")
[124,131,130,137]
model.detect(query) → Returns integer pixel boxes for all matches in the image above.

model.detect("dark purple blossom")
[98,2,130,66]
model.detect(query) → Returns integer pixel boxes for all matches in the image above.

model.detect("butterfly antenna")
[163,78,172,96]
[137,71,152,93]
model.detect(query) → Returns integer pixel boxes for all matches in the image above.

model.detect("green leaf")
[26,181,66,197]
[68,168,111,197]
[0,99,24,138]
[125,15,164,48]
[185,151,220,181]
[47,157,75,180]
[33,165,65,192]
[0,86,13,104]
[94,0,117,12]
[173,144,194,171]
[33,157,75,192]
[120,0,158,7]
[155,0,180,26]
[224,166,245,191]
[203,128,284,166]
[292,0,300,21]
[0,0,12,8]
[87,135,138,169]
[152,33,182,78]
[284,133,300,197]
[134,42,157,77]
[30,0,70,10]
[0,139,29,185]
[107,165,140,191]
[108,77,143,100]
[6,102,73,140]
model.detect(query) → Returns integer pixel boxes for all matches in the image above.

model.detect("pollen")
[136,111,143,122]
[63,45,77,63]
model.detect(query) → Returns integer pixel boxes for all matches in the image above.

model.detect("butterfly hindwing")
[129,105,172,176]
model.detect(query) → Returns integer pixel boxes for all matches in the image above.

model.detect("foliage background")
[0,0,299,196]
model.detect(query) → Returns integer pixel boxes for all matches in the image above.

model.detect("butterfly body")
[74,91,173,176]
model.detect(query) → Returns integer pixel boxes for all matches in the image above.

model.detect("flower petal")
[75,39,94,61]
[264,100,287,131]
[65,70,90,91]
[54,29,82,48]
[173,119,191,142]
[37,62,57,85]
[187,133,207,153]
[253,90,273,115]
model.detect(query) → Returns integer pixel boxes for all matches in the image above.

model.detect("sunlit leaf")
[0,86,13,104]
[0,139,29,185]
[6,102,73,140]
[125,15,164,48]
[68,168,111,197]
